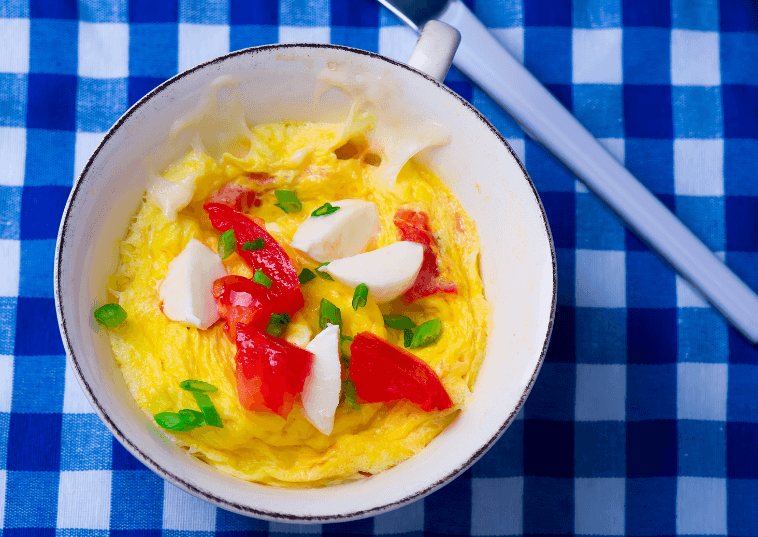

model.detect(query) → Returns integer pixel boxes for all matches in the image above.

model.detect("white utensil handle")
[439,0,758,343]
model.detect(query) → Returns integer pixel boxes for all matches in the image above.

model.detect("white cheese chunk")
[302,324,342,435]
[323,241,424,303]
[158,239,228,329]
[290,199,380,262]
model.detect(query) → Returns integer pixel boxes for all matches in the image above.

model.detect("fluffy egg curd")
[103,107,490,486]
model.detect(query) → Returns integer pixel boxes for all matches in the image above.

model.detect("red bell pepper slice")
[235,322,313,418]
[207,183,259,211]
[204,203,304,315]
[393,209,457,303]
[212,275,273,340]
[349,332,453,412]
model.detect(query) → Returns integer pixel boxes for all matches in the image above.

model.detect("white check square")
[575,478,625,535]
[0,355,13,414]
[677,477,727,535]
[57,470,112,529]
[163,481,216,531]
[0,18,30,74]
[576,364,626,421]
[492,27,524,64]
[676,275,709,308]
[78,22,129,79]
[672,30,720,86]
[279,26,330,45]
[572,29,622,84]
[0,470,5,528]
[62,359,95,413]
[74,131,104,180]
[576,249,626,308]
[471,477,523,535]
[378,25,418,63]
[178,23,231,72]
[674,139,724,196]
[677,362,727,421]
[0,127,26,187]
[0,240,20,297]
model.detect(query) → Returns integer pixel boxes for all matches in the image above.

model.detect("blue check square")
[0,186,22,239]
[575,421,626,477]
[30,0,77,19]
[230,25,279,50]
[331,0,378,27]
[724,84,758,139]
[24,129,75,186]
[627,420,677,477]
[556,248,574,307]
[525,363,575,420]
[626,251,676,308]
[7,413,62,471]
[729,364,758,422]
[280,0,329,26]
[79,0,127,22]
[623,28,671,84]
[19,240,56,298]
[0,0,28,17]
[472,419,524,478]
[729,480,758,535]
[727,253,758,307]
[60,413,113,471]
[230,0,278,24]
[677,308,728,364]
[673,86,723,139]
[26,73,77,132]
[728,322,758,365]
[20,186,71,240]
[110,470,165,529]
[719,0,758,31]
[129,0,178,22]
[14,297,65,356]
[525,139,577,192]
[721,33,758,85]
[546,305,576,362]
[622,0,671,27]
[4,471,60,527]
[11,355,66,413]
[524,420,574,477]
[444,80,473,103]
[324,518,374,535]
[472,87,524,139]
[626,477,677,535]
[524,0,571,26]
[671,0,718,30]
[573,84,624,138]
[216,508,269,532]
[627,308,678,364]
[112,436,149,470]
[573,0,621,28]
[29,19,78,75]
[128,77,168,107]
[624,85,673,139]
[0,73,27,128]
[0,297,16,355]
[523,477,574,534]
[475,0,522,27]
[625,139,674,194]
[676,196,725,252]
[129,24,179,78]
[524,27,572,84]
[0,412,8,470]
[576,307,626,364]
[576,191,626,250]
[728,422,758,478]
[76,78,128,133]
[678,420,726,477]
[424,474,471,535]
[726,196,758,252]
[546,83,572,112]
[540,191,575,249]
[627,364,677,420]
[180,0,229,24]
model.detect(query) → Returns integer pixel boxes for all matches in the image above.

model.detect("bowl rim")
[55,42,557,522]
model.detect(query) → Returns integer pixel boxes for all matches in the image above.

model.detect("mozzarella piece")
[158,239,227,329]
[290,199,380,262]
[302,324,342,435]
[323,241,424,303]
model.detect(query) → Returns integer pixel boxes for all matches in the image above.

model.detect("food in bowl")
[98,77,490,487]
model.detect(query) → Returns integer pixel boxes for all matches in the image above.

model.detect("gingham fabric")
[1,0,757,533]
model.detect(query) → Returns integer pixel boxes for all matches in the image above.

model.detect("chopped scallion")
[352,283,368,310]
[311,202,340,217]
[403,329,414,348]
[298,268,316,284]
[274,190,302,213]
[342,379,360,409]
[178,409,205,428]
[266,312,291,337]
[179,380,218,393]
[242,238,265,251]
[253,269,273,289]
[154,412,193,432]
[409,319,442,349]
[383,314,417,331]
[94,303,127,329]
[218,229,236,259]
[315,262,333,281]
[192,392,223,428]
[319,298,342,331]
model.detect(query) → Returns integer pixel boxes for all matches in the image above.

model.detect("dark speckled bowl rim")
[55,43,557,522]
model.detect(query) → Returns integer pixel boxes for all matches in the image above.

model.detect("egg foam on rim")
[105,114,490,487]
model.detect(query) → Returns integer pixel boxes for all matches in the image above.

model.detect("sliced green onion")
[315,262,333,281]
[178,409,205,428]
[253,269,273,289]
[192,392,223,428]
[311,202,340,217]
[218,229,236,259]
[179,380,218,393]
[242,238,265,251]
[94,303,127,329]
[274,190,302,213]
[351,283,368,310]
[383,314,417,331]
[298,268,316,284]
[319,299,342,331]
[266,313,291,337]
[409,319,442,349]
[403,329,414,348]
[342,379,360,410]
[154,412,193,432]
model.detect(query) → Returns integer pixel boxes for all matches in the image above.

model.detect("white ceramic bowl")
[54,44,556,522]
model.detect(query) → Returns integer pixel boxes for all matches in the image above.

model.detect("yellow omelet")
[105,118,490,487]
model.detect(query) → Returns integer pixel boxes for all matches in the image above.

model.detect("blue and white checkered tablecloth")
[2,0,758,533]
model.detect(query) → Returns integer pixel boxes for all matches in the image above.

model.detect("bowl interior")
[55,44,555,521]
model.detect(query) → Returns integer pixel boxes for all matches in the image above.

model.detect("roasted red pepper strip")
[207,183,259,211]
[349,332,453,412]
[212,275,273,340]
[205,203,304,315]
[393,209,457,303]
[235,323,313,418]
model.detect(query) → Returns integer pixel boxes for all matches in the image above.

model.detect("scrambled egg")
[106,119,489,486]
